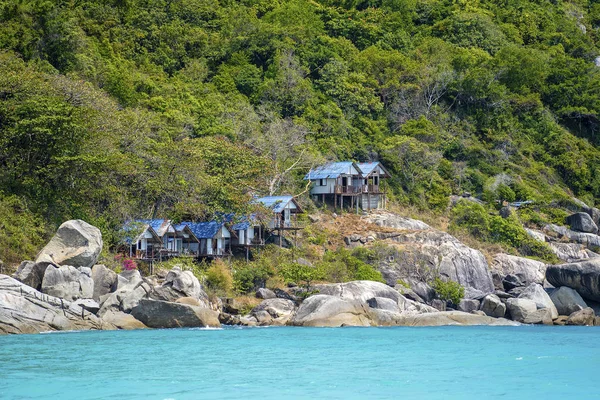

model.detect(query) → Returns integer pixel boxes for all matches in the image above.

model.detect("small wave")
[40,329,86,335]
[188,326,224,331]
[515,357,523,360]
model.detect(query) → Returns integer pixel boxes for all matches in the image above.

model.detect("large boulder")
[41,265,94,301]
[543,224,600,250]
[525,228,547,243]
[0,274,111,334]
[549,242,593,263]
[150,267,208,306]
[406,279,435,303]
[491,254,546,286]
[91,265,118,302]
[545,259,600,302]
[566,307,595,326]
[130,299,220,328]
[457,299,480,313]
[374,230,494,295]
[505,298,552,324]
[251,298,296,325]
[97,280,152,317]
[314,280,403,304]
[101,310,147,330]
[549,286,587,316]
[479,294,506,318]
[365,212,494,294]
[389,311,519,326]
[367,212,431,230]
[566,212,598,234]
[367,297,401,313]
[36,220,103,269]
[13,261,45,290]
[518,283,558,319]
[256,288,276,300]
[289,295,372,327]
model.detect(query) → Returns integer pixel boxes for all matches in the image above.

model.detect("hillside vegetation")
[1,0,600,263]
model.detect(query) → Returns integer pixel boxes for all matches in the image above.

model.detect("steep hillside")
[1,0,600,262]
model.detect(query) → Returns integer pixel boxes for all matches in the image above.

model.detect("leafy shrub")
[321,248,385,283]
[0,195,46,264]
[205,260,234,295]
[432,277,464,306]
[451,201,556,262]
[279,262,324,289]
[233,263,274,293]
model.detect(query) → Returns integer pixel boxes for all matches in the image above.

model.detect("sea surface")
[1,326,599,399]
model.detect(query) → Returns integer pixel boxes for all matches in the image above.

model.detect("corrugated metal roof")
[232,221,251,230]
[218,213,255,231]
[137,219,171,237]
[356,162,379,175]
[121,221,160,244]
[356,161,391,177]
[255,196,294,213]
[303,162,362,180]
[179,221,223,239]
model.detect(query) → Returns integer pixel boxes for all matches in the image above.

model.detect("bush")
[279,262,324,289]
[0,195,47,264]
[205,260,234,295]
[451,201,556,262]
[321,248,385,283]
[233,263,274,294]
[432,277,464,306]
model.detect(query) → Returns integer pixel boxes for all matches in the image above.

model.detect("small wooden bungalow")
[255,195,303,247]
[255,196,303,230]
[136,219,182,258]
[173,223,201,256]
[180,221,233,257]
[122,221,162,260]
[229,216,264,247]
[304,161,390,210]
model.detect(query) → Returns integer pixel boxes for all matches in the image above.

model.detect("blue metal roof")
[356,162,378,175]
[255,196,295,213]
[179,221,223,239]
[137,219,171,237]
[232,221,251,230]
[121,221,160,244]
[303,162,362,180]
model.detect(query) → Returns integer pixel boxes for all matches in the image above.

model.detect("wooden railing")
[334,185,362,194]
[334,184,381,194]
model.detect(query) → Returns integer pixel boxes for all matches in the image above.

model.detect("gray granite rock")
[41,265,94,301]
[566,307,595,326]
[566,212,598,234]
[131,299,220,328]
[518,283,558,319]
[546,259,600,302]
[36,220,102,269]
[256,288,276,299]
[480,294,506,318]
[549,286,587,316]
[492,254,546,286]
[13,261,45,290]
[91,264,117,302]
[457,299,480,313]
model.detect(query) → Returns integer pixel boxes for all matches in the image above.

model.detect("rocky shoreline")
[2,216,600,335]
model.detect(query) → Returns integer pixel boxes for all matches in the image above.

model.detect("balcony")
[334,185,362,194]
[334,184,381,194]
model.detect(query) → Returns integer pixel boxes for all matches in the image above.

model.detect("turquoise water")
[1,326,599,399]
